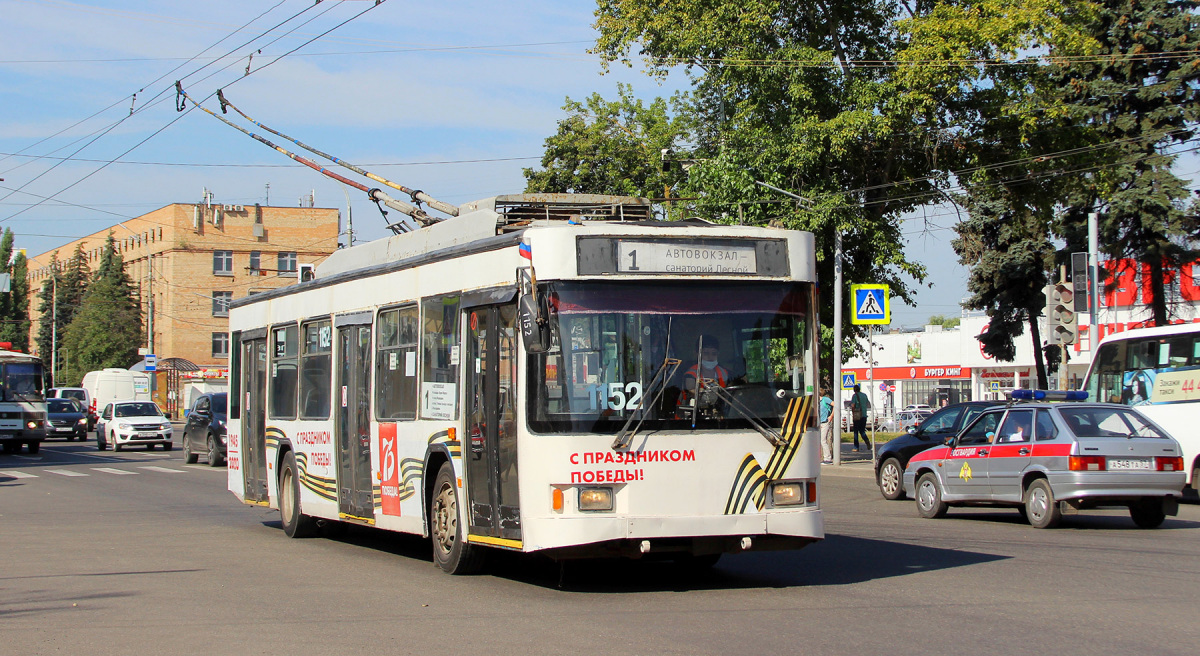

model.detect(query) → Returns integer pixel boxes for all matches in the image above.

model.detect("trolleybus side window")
[300,319,333,419]
[376,305,419,420]
[421,294,460,420]
[270,324,299,419]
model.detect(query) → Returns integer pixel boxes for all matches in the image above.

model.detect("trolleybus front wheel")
[279,450,317,538]
[430,462,484,574]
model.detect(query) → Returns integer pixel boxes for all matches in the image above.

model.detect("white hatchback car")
[96,400,173,452]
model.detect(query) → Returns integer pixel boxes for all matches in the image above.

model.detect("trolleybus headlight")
[26,420,37,430]
[771,482,805,506]
[578,487,613,512]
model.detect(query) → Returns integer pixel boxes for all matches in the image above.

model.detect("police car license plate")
[138,432,158,439]
[1108,458,1151,470]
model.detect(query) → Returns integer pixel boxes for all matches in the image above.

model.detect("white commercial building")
[841,257,1200,413]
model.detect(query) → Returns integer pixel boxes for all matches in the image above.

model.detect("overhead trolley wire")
[3,0,386,228]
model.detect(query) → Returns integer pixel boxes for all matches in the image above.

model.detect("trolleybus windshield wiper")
[612,355,681,450]
[706,384,786,447]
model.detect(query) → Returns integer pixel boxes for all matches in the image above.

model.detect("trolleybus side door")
[464,303,521,544]
[241,337,269,503]
[336,320,374,521]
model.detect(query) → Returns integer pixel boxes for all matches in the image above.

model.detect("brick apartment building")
[26,202,340,385]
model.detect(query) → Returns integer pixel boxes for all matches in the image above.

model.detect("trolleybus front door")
[336,324,374,520]
[464,303,521,544]
[241,338,269,503]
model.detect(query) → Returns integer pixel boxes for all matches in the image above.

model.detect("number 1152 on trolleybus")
[226,194,824,573]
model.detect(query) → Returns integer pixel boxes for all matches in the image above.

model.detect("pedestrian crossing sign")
[841,372,857,390]
[850,284,890,325]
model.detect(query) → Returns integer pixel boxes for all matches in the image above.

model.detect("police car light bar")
[1010,389,1089,401]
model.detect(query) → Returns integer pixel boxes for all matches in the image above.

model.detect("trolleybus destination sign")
[616,241,757,274]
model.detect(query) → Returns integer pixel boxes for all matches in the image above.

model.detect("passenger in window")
[1001,414,1032,443]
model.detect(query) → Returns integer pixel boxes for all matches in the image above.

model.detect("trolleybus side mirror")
[518,293,550,354]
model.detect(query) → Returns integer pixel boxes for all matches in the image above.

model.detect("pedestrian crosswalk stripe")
[139,466,184,474]
[44,469,88,477]
[92,467,137,475]
[0,470,37,478]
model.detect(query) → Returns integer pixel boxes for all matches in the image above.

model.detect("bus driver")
[681,335,731,414]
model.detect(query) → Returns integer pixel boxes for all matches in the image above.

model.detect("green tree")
[34,243,90,381]
[0,229,31,352]
[952,186,1058,386]
[927,314,961,330]
[592,0,939,371]
[897,0,1098,379]
[1050,0,1200,326]
[524,84,695,200]
[61,234,141,384]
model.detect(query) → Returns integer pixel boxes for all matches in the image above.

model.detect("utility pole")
[50,274,56,388]
[752,180,842,464]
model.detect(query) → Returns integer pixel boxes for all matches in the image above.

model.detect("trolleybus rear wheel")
[279,450,317,538]
[430,462,484,574]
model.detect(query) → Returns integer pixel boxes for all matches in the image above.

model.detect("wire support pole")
[216,90,459,217]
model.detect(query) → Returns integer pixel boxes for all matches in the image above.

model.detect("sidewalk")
[820,441,878,478]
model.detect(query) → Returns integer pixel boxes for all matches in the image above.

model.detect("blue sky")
[1,0,978,326]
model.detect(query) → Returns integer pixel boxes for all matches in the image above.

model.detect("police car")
[902,390,1186,528]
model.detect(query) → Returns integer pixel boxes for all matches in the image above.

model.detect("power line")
[3,1,388,225]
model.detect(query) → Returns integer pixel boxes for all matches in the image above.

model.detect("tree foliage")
[524,84,695,200]
[35,243,90,381]
[1051,0,1200,326]
[60,234,141,385]
[0,229,31,352]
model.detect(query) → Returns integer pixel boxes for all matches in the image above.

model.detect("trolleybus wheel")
[27,441,39,454]
[1024,479,1061,529]
[279,450,317,538]
[182,438,198,464]
[430,462,484,574]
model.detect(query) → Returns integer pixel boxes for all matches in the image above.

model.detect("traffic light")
[1046,280,1077,345]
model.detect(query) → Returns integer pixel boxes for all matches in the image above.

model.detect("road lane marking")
[91,467,137,475]
[138,466,184,474]
[0,470,38,478]
[44,469,89,477]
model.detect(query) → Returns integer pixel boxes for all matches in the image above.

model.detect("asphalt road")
[2,438,1197,655]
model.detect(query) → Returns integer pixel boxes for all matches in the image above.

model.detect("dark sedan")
[875,400,997,500]
[182,392,227,466]
[46,398,89,441]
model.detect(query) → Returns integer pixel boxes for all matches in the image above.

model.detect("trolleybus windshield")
[528,281,813,433]
[1,362,44,402]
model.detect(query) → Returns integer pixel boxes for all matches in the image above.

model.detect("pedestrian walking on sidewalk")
[850,383,871,452]
[818,387,834,464]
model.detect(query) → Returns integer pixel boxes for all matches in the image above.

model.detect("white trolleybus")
[226,194,823,573]
[0,349,47,455]
[1083,323,1200,493]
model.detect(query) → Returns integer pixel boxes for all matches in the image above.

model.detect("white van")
[81,369,152,421]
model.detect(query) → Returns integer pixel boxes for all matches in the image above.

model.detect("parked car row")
[38,386,229,468]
